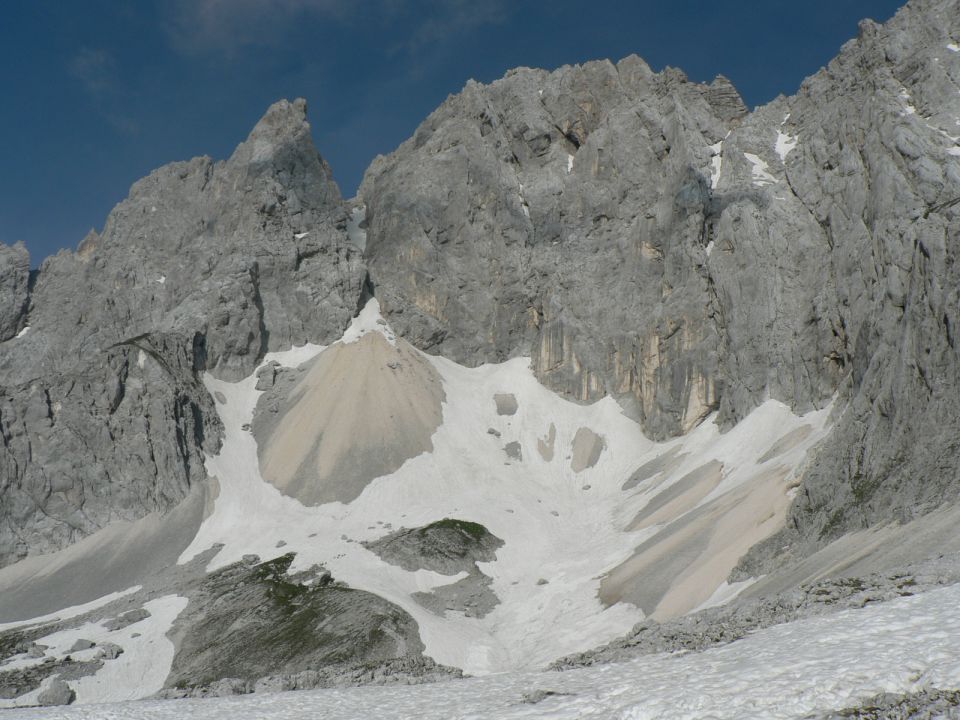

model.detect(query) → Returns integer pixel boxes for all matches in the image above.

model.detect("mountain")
[1,0,959,713]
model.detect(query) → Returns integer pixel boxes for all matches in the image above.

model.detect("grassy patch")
[420,518,490,542]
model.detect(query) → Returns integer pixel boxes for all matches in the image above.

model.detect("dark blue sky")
[2,0,906,263]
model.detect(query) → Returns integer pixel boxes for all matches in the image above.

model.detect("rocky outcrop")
[360,57,734,439]
[0,242,30,342]
[164,554,434,692]
[359,0,960,570]
[364,519,504,618]
[0,99,366,568]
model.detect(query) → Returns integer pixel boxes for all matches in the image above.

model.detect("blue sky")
[1,0,905,263]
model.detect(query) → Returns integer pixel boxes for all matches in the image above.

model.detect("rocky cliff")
[358,0,960,570]
[0,99,365,568]
[1,0,959,607]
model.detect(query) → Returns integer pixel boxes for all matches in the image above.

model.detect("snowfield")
[5,582,960,719]
[177,300,832,675]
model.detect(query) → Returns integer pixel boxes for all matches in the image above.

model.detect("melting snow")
[8,583,960,719]
[339,298,396,346]
[744,152,777,185]
[346,206,367,251]
[176,299,830,676]
[518,183,530,218]
[775,114,798,162]
[0,587,141,633]
[709,141,723,189]
[0,595,186,708]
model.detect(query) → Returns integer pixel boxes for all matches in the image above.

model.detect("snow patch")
[181,295,832,675]
[294,232,310,240]
[14,325,29,338]
[0,595,186,708]
[744,152,777,185]
[518,183,530,218]
[566,154,574,173]
[0,587,141,633]
[15,585,960,719]
[693,576,761,612]
[156,276,165,285]
[775,122,798,163]
[346,206,367,251]
[339,298,396,346]
[948,42,959,52]
[709,141,723,189]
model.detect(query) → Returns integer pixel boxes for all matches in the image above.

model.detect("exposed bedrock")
[363,519,504,618]
[0,99,366,568]
[359,0,960,569]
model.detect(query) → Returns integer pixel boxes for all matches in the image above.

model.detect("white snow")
[294,231,310,240]
[156,276,166,285]
[137,350,146,369]
[950,147,960,156]
[0,595,186,708]
[0,586,141,633]
[948,42,959,52]
[8,583,960,719]
[346,205,367,250]
[744,152,778,185]
[899,88,918,116]
[566,153,574,173]
[517,182,530,218]
[709,141,723,189]
[775,114,798,162]
[692,576,760,613]
[175,299,831,677]
[14,325,29,338]
[705,240,715,257]
[338,298,395,345]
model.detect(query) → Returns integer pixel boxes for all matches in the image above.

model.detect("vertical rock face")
[0,242,30,342]
[360,57,736,438]
[739,0,960,567]
[0,99,366,568]
[359,0,960,563]
[2,0,960,581]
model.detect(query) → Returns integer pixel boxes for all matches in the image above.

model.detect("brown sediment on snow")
[621,446,687,491]
[255,332,445,506]
[758,425,813,464]
[537,423,557,461]
[627,460,724,531]
[599,465,793,620]
[570,427,604,472]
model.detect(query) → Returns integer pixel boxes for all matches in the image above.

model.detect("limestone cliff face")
[2,0,960,576]
[359,0,960,563]
[359,58,742,439]
[0,100,366,568]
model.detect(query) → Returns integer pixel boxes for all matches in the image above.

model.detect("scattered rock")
[37,679,75,707]
[103,607,151,631]
[96,643,123,660]
[68,639,95,653]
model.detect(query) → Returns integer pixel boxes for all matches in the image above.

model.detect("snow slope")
[6,581,960,719]
[176,300,833,675]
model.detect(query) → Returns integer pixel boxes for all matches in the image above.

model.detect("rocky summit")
[1,0,960,715]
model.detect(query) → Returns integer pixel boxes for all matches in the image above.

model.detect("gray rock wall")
[359,0,960,568]
[0,100,366,568]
